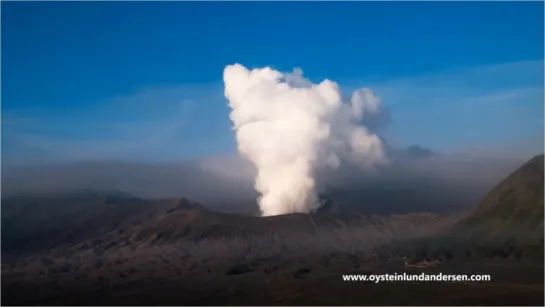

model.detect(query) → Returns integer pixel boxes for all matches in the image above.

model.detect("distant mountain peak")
[404,145,438,159]
[176,198,206,211]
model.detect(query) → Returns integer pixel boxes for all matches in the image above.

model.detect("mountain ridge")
[393,154,544,263]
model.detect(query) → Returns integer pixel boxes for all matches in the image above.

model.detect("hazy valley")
[2,155,543,305]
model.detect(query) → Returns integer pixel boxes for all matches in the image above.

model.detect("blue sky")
[2,1,544,164]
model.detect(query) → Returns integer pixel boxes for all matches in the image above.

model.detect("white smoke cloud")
[223,64,389,216]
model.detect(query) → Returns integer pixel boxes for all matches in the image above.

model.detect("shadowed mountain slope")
[463,154,544,236]
[1,157,543,306]
[393,154,544,263]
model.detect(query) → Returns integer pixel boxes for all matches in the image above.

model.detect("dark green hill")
[394,154,544,263]
[464,154,543,234]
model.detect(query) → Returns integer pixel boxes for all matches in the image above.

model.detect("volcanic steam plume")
[223,64,388,216]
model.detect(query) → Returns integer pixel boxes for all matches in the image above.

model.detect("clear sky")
[2,1,544,164]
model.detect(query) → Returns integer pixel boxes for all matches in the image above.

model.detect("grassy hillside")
[464,154,544,236]
[394,154,544,263]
